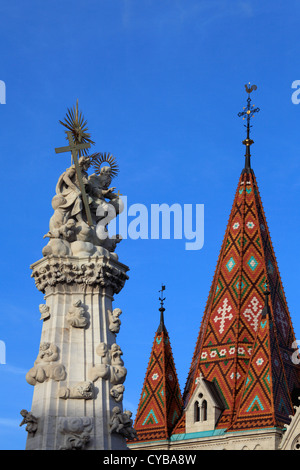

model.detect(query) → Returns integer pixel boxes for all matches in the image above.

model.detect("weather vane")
[238,83,260,172]
[159,284,166,311]
[54,100,120,227]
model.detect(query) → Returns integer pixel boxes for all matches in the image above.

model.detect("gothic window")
[201,400,207,421]
[194,401,200,422]
[194,394,207,423]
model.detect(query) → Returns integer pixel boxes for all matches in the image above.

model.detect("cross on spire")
[157,284,166,334]
[238,83,260,173]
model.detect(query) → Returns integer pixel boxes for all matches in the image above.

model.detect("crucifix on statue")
[55,130,94,226]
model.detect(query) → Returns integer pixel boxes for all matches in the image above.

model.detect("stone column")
[24,254,130,450]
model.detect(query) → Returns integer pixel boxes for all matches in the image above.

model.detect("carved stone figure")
[27,104,130,451]
[88,342,127,385]
[20,410,38,436]
[39,304,50,321]
[58,416,93,450]
[66,300,89,328]
[109,406,123,434]
[108,308,122,334]
[121,410,137,440]
[58,416,93,434]
[110,384,125,403]
[60,432,91,450]
[109,407,137,439]
[42,153,124,259]
[56,156,92,225]
[110,343,124,366]
[43,218,77,243]
[58,381,94,400]
[26,342,66,386]
[96,342,110,364]
[35,342,59,363]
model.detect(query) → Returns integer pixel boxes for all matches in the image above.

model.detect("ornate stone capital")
[30,255,129,295]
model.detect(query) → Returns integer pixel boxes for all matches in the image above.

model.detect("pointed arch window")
[194,401,200,422]
[194,394,208,423]
[201,400,207,421]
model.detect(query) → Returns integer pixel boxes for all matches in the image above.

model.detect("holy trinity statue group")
[42,102,123,260]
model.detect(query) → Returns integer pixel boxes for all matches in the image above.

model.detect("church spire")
[238,83,260,173]
[130,286,183,444]
[174,87,300,434]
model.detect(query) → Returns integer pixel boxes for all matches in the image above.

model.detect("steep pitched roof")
[229,290,294,431]
[177,167,300,433]
[132,308,183,442]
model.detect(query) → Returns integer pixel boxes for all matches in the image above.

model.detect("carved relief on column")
[108,308,122,334]
[26,342,66,385]
[58,381,94,400]
[66,300,89,328]
[110,384,125,402]
[39,304,50,321]
[88,342,127,385]
[58,417,93,450]
[109,407,137,440]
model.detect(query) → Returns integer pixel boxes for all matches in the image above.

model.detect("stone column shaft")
[25,254,129,450]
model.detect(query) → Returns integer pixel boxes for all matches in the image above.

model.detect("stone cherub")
[108,308,122,334]
[26,342,66,386]
[89,342,127,385]
[35,342,59,363]
[110,384,125,403]
[20,409,38,436]
[109,407,137,439]
[66,300,89,328]
[43,218,77,243]
[39,304,50,321]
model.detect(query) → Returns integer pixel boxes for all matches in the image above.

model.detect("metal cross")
[159,284,166,309]
[157,284,166,333]
[238,83,260,139]
[55,131,94,226]
[238,83,260,172]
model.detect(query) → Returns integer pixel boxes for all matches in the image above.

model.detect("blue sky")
[0,0,300,449]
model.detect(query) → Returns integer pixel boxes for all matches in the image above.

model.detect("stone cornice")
[30,255,129,295]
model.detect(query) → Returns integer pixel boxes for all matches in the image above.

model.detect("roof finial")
[238,83,260,173]
[157,284,166,333]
